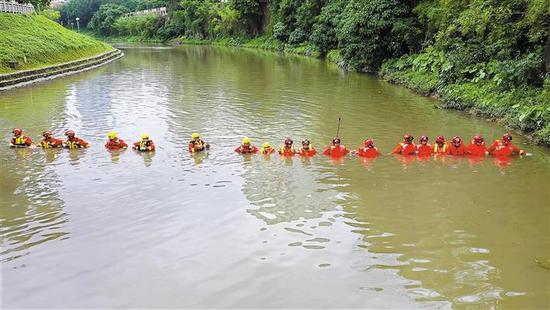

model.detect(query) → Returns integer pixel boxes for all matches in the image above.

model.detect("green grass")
[0,14,114,73]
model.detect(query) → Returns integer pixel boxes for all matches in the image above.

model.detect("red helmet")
[284,138,293,146]
[363,139,374,147]
[12,128,22,135]
[302,139,310,146]
[502,133,512,141]
[65,130,75,137]
[332,137,341,144]
[419,135,428,142]
[473,135,484,144]
[42,131,52,137]
[436,135,445,144]
[452,136,462,145]
[403,134,413,142]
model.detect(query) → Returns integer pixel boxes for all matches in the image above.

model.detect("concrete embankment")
[0,50,123,90]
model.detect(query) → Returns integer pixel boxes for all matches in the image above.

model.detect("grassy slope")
[0,14,114,74]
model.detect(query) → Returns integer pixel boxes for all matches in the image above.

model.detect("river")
[1,45,549,309]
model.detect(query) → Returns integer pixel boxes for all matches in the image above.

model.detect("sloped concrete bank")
[0,49,123,91]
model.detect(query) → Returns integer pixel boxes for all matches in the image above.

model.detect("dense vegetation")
[58,0,550,144]
[0,15,113,73]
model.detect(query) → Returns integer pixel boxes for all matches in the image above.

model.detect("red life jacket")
[416,144,432,157]
[324,145,349,157]
[449,144,466,155]
[358,147,379,158]
[298,146,317,157]
[397,142,416,155]
[466,142,486,156]
[279,146,296,156]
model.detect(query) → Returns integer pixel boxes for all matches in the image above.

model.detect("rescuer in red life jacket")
[39,131,63,149]
[105,131,128,150]
[487,133,525,156]
[357,139,380,158]
[416,135,432,157]
[298,139,317,156]
[188,132,210,153]
[466,135,487,156]
[323,137,350,157]
[9,128,32,147]
[64,130,89,149]
[260,142,276,155]
[133,134,155,152]
[392,134,416,155]
[432,135,450,155]
[235,137,259,154]
[449,136,466,155]
[279,137,296,156]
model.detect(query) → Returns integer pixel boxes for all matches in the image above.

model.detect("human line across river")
[9,128,528,159]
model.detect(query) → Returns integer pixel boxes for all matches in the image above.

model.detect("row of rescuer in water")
[234,134,525,157]
[9,128,526,157]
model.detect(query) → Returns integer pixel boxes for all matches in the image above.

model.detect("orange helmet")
[12,128,22,135]
[363,139,374,147]
[284,138,293,146]
[473,135,484,144]
[452,136,462,145]
[65,130,75,137]
[42,131,52,138]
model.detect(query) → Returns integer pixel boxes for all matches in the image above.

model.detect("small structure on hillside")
[0,0,34,14]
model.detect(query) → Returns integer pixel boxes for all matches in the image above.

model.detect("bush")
[90,4,129,36]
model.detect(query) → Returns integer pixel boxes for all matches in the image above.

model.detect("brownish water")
[1,46,549,308]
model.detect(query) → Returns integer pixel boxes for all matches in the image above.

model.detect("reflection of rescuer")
[235,137,259,154]
[392,134,416,155]
[64,130,89,149]
[188,132,209,153]
[10,128,32,147]
[133,134,155,152]
[39,131,63,148]
[488,133,525,156]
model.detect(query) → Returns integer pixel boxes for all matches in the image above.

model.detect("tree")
[90,4,129,36]
[337,0,422,70]
[230,0,267,36]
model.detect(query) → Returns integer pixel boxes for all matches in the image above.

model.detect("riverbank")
[0,15,114,74]
[0,49,123,90]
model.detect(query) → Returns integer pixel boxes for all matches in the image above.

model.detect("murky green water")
[1,46,549,309]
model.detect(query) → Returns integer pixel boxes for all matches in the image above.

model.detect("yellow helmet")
[192,132,200,139]
[262,142,270,149]
[242,137,251,144]
[107,131,117,139]
[141,134,149,140]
